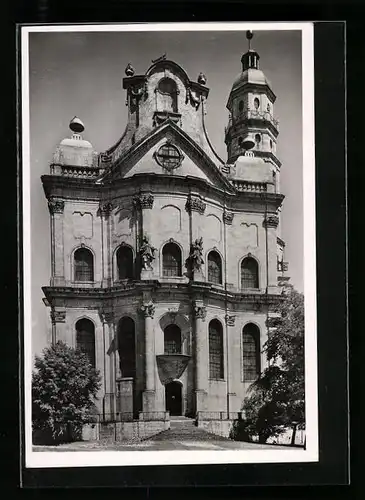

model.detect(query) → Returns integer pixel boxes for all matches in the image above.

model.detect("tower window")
[209,319,224,379]
[270,139,273,150]
[241,257,259,289]
[157,77,178,113]
[76,318,96,368]
[164,324,182,354]
[254,97,260,109]
[242,323,260,381]
[116,245,134,280]
[238,100,244,113]
[162,242,182,277]
[74,248,94,282]
[208,251,222,284]
[255,134,261,148]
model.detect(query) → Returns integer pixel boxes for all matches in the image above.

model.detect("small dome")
[70,116,85,133]
[232,68,271,91]
[53,117,96,167]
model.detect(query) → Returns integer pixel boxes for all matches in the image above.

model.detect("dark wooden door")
[165,382,182,416]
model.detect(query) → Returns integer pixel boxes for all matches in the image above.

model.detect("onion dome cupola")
[52,116,98,168]
[225,31,280,167]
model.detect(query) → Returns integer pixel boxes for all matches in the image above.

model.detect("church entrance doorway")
[165,381,182,416]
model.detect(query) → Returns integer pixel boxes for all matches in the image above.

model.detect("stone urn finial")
[125,62,135,77]
[197,72,207,85]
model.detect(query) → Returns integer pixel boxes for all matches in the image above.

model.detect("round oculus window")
[155,143,182,171]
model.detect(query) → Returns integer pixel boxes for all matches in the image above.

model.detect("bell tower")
[225,31,280,169]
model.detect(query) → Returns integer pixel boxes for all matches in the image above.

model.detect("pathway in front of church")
[33,418,300,451]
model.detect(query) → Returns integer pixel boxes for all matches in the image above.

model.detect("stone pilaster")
[264,214,280,291]
[193,303,208,412]
[50,308,66,345]
[133,193,155,278]
[139,301,156,412]
[99,202,113,287]
[48,199,65,286]
[225,314,237,413]
[186,194,206,281]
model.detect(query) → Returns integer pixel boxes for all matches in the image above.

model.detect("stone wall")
[197,419,234,439]
[82,420,170,442]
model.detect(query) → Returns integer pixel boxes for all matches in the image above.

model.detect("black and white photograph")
[21,22,317,469]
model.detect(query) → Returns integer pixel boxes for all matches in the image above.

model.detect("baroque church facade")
[41,34,289,422]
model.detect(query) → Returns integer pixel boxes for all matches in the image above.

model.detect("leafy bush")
[32,341,101,444]
[232,288,305,445]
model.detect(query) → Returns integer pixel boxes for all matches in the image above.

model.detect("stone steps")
[153,418,230,442]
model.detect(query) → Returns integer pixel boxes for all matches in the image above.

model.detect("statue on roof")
[152,53,167,63]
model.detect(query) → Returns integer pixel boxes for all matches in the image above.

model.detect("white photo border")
[21,21,317,468]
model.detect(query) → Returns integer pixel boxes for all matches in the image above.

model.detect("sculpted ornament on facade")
[264,214,279,228]
[99,310,114,324]
[185,237,204,273]
[139,234,157,270]
[51,309,66,323]
[99,202,113,216]
[48,199,65,214]
[139,301,155,318]
[223,211,234,225]
[193,305,207,321]
[225,314,236,327]
[185,195,206,214]
[133,193,154,210]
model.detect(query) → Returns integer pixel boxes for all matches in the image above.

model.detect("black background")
[3,0,360,498]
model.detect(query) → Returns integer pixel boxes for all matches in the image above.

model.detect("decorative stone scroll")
[264,214,279,228]
[133,193,154,210]
[139,301,155,318]
[51,309,66,323]
[99,310,114,324]
[185,237,204,273]
[185,195,206,214]
[223,211,234,225]
[48,199,64,214]
[193,305,207,321]
[139,234,157,270]
[225,314,236,327]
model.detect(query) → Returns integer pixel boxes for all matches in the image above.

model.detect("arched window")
[254,97,260,109]
[116,246,134,280]
[157,77,178,113]
[208,251,222,284]
[238,100,244,113]
[74,248,94,282]
[164,324,181,354]
[242,323,260,381]
[255,133,261,148]
[76,318,95,368]
[118,317,136,378]
[162,243,182,277]
[241,257,259,289]
[209,319,224,379]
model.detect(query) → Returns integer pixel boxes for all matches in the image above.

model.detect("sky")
[27,28,303,357]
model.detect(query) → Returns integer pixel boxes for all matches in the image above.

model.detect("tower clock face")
[155,143,183,171]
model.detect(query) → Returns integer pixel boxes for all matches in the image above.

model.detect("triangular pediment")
[101,121,233,192]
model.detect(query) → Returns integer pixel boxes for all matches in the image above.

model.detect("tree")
[232,288,305,445]
[32,341,101,443]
